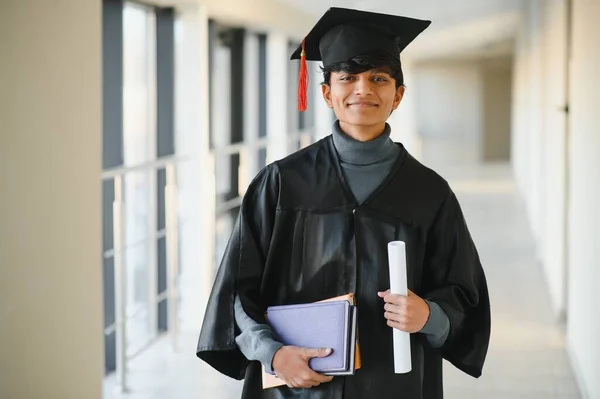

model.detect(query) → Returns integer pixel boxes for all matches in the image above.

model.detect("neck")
[332,120,396,165]
[338,121,387,142]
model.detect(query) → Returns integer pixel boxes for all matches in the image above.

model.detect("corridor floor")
[104,162,582,399]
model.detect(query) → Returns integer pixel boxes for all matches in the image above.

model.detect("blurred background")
[1,0,598,398]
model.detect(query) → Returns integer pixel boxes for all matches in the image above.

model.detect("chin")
[345,116,386,126]
[337,108,386,125]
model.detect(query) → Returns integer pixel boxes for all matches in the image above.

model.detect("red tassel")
[298,39,308,112]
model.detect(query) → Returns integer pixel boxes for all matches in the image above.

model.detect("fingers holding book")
[272,345,334,388]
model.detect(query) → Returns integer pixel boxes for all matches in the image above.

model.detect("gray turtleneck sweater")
[233,122,450,372]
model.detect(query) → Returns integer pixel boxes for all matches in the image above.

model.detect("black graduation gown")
[196,136,491,399]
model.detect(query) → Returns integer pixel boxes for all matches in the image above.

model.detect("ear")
[392,85,405,111]
[321,84,333,109]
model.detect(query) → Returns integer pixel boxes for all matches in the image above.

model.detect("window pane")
[123,3,156,166]
[215,209,236,270]
[124,169,154,355]
[122,2,157,353]
[125,239,152,356]
[258,34,268,138]
[258,147,267,170]
[212,45,232,197]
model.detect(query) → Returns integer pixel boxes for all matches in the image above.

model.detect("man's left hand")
[377,289,430,333]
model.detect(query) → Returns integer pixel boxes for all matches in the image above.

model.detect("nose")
[353,75,374,96]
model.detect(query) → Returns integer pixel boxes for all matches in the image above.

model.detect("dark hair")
[321,52,404,88]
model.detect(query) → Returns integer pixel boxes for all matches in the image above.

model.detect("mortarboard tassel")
[298,39,308,112]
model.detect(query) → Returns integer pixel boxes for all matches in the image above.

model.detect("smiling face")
[322,68,405,135]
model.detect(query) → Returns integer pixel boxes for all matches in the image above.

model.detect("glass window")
[122,2,157,356]
[258,34,268,139]
[287,41,300,136]
[211,29,233,199]
[215,209,236,270]
[210,24,246,261]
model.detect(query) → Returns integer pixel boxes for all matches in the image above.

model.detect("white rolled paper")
[387,241,412,374]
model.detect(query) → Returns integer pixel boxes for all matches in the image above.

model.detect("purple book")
[266,300,353,374]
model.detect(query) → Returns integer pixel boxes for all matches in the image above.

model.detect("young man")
[197,7,491,399]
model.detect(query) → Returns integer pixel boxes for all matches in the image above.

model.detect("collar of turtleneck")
[331,120,397,166]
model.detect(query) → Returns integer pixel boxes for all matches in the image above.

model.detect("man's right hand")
[271,346,334,388]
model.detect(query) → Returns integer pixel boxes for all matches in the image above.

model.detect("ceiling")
[275,0,524,61]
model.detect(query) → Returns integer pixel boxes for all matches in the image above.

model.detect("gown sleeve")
[422,187,491,378]
[196,164,280,380]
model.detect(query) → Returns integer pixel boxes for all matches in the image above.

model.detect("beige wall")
[0,1,103,398]
[482,61,512,161]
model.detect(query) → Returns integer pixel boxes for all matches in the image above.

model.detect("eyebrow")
[369,68,392,75]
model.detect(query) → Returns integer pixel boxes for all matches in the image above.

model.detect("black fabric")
[290,7,431,67]
[196,137,491,399]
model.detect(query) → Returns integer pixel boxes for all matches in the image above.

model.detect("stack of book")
[261,293,361,389]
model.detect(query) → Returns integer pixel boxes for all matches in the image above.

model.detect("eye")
[373,76,388,82]
[339,75,355,81]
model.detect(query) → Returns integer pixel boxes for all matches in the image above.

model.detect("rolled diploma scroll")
[387,241,412,373]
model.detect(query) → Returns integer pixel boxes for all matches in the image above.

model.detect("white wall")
[388,60,422,159]
[512,0,570,318]
[567,0,600,396]
[0,1,103,398]
[511,15,530,199]
[540,0,570,318]
[404,56,514,167]
[413,60,483,166]
[512,0,547,264]
[512,0,600,395]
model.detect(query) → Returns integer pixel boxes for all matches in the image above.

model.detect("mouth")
[347,101,378,107]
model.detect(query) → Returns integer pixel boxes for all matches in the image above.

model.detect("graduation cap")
[291,7,431,111]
